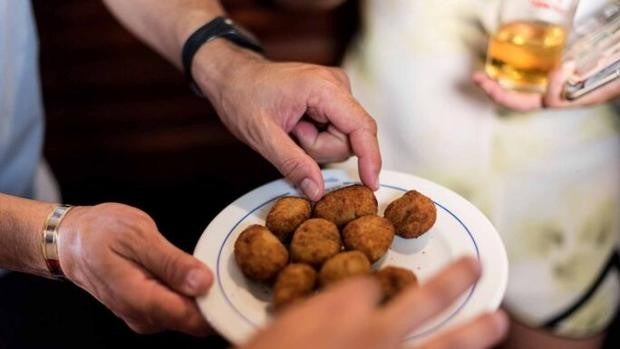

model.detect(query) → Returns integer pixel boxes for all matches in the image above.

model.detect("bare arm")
[0,193,54,276]
[102,0,381,200]
[101,0,225,69]
[0,192,212,335]
[239,257,508,349]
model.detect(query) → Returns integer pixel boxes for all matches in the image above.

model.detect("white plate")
[194,169,508,345]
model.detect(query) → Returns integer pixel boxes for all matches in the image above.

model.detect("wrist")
[56,206,89,281]
[191,39,266,104]
[41,205,75,278]
[174,3,226,56]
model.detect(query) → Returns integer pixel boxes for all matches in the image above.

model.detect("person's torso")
[346,0,619,192]
[342,0,620,335]
[0,0,44,197]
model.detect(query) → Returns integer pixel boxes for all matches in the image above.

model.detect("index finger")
[414,311,508,349]
[376,256,481,338]
[308,88,381,190]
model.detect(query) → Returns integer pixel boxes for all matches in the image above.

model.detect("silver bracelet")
[41,205,73,277]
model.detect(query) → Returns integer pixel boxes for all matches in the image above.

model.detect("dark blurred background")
[0,0,358,348]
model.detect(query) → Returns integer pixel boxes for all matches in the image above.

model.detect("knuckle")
[312,68,345,90]
[418,285,453,313]
[133,215,157,233]
[161,251,186,282]
[91,204,155,234]
[368,118,377,132]
[95,202,133,214]
[125,293,161,331]
[96,203,152,222]
[279,157,310,182]
[330,67,350,84]
[314,66,337,80]
[114,300,139,320]
[362,117,377,134]
[330,67,346,77]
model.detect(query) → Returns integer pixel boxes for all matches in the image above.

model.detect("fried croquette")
[234,225,289,281]
[290,218,342,267]
[273,263,317,310]
[313,184,378,227]
[374,266,418,302]
[384,190,437,238]
[266,196,312,241]
[343,215,395,263]
[319,251,371,287]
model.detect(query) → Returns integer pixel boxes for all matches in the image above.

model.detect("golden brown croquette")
[384,190,437,238]
[273,263,317,310]
[290,218,342,267]
[374,266,418,302]
[234,225,289,281]
[266,196,312,241]
[313,185,378,227]
[319,251,371,287]
[343,215,395,263]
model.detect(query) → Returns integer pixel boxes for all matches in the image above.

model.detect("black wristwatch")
[181,16,264,96]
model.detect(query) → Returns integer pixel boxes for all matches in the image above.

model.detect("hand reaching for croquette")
[239,257,508,349]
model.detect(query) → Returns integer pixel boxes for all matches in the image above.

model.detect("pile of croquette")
[234,184,437,310]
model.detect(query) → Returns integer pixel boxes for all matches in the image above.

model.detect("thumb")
[544,62,575,107]
[139,235,213,297]
[257,119,325,201]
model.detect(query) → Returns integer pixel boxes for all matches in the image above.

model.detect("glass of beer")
[485,0,580,92]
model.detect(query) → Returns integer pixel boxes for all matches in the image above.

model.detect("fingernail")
[300,178,320,201]
[186,268,211,295]
[368,178,379,191]
[373,172,380,191]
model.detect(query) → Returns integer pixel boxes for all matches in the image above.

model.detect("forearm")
[103,0,381,198]
[101,0,259,104]
[102,0,225,69]
[0,193,55,276]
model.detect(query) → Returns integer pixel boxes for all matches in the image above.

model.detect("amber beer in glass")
[486,0,579,92]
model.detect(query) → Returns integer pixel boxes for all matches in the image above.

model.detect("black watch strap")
[181,16,263,96]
